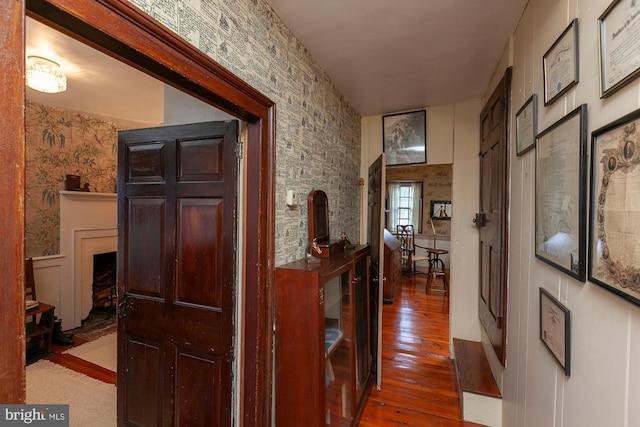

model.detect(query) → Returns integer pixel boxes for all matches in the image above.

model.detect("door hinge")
[236,139,244,159]
[319,287,324,305]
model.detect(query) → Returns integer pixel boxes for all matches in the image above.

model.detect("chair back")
[25,257,38,301]
[395,224,415,254]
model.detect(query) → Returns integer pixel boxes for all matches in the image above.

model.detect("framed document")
[516,94,538,156]
[598,0,640,97]
[535,104,588,281]
[383,110,426,166]
[589,108,640,307]
[543,19,579,105]
[539,288,571,376]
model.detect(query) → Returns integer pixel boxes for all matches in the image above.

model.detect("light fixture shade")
[26,55,67,93]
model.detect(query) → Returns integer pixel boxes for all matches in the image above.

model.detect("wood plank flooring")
[359,274,485,427]
[33,277,482,426]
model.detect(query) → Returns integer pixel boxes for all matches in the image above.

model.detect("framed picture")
[543,19,579,105]
[539,288,571,376]
[589,108,640,306]
[430,200,451,220]
[598,0,640,97]
[535,104,588,281]
[516,94,538,156]
[383,110,426,166]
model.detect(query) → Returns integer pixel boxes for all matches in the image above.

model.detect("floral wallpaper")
[25,101,119,256]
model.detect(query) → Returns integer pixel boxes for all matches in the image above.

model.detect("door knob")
[473,213,486,227]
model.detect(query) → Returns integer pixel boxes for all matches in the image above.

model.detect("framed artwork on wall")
[543,19,579,105]
[383,110,426,166]
[589,108,640,307]
[535,104,588,281]
[598,0,640,97]
[516,94,538,156]
[430,200,451,220]
[539,288,571,376]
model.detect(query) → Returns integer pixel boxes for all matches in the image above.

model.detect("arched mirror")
[308,189,329,243]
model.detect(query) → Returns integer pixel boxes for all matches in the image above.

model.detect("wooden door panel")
[127,143,167,183]
[126,198,165,297]
[177,198,223,308]
[124,339,162,427]
[178,138,224,182]
[175,349,222,426]
[119,121,237,426]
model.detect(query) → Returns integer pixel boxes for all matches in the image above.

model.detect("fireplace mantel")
[60,190,117,202]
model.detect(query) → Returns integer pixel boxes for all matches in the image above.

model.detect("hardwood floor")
[30,277,481,426]
[359,274,485,427]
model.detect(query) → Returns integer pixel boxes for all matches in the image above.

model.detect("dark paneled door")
[478,69,511,365]
[117,121,238,426]
[367,154,385,388]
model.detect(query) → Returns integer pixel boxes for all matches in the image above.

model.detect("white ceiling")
[26,17,165,127]
[27,1,528,120]
[267,0,528,115]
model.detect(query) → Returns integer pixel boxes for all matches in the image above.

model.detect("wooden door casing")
[118,121,238,426]
[478,68,511,365]
[17,2,275,424]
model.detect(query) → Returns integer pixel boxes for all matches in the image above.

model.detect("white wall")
[361,99,483,349]
[500,0,640,426]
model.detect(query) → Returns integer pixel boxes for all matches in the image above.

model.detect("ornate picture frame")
[516,94,538,156]
[598,0,640,97]
[383,110,426,166]
[589,108,640,306]
[539,288,571,376]
[543,19,579,105]
[535,104,588,281]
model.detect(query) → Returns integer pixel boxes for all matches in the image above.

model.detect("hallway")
[359,274,484,426]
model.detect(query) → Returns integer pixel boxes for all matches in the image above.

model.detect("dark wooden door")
[478,69,511,365]
[117,121,238,426]
[367,154,385,388]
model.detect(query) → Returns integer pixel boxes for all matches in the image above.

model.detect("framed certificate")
[516,94,538,156]
[598,0,640,97]
[543,19,579,105]
[539,288,571,376]
[535,104,588,281]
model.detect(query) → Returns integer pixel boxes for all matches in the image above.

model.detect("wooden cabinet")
[383,229,402,303]
[275,245,372,426]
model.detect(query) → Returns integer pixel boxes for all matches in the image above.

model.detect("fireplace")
[92,251,117,309]
[59,190,117,329]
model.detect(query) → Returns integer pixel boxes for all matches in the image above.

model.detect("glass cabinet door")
[324,271,353,426]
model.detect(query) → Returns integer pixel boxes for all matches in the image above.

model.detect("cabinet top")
[276,244,369,273]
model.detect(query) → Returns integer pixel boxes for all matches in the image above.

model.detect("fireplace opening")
[92,251,117,310]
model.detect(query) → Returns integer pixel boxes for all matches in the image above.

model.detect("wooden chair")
[424,220,449,296]
[25,257,55,354]
[395,225,431,281]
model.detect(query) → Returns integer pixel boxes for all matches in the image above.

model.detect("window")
[387,181,422,233]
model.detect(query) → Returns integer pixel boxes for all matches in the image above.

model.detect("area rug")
[64,332,117,372]
[26,360,116,427]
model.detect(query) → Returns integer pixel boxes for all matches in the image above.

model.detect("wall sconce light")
[26,55,67,93]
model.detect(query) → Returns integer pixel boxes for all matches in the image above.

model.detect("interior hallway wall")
[492,0,640,425]
[128,0,362,265]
